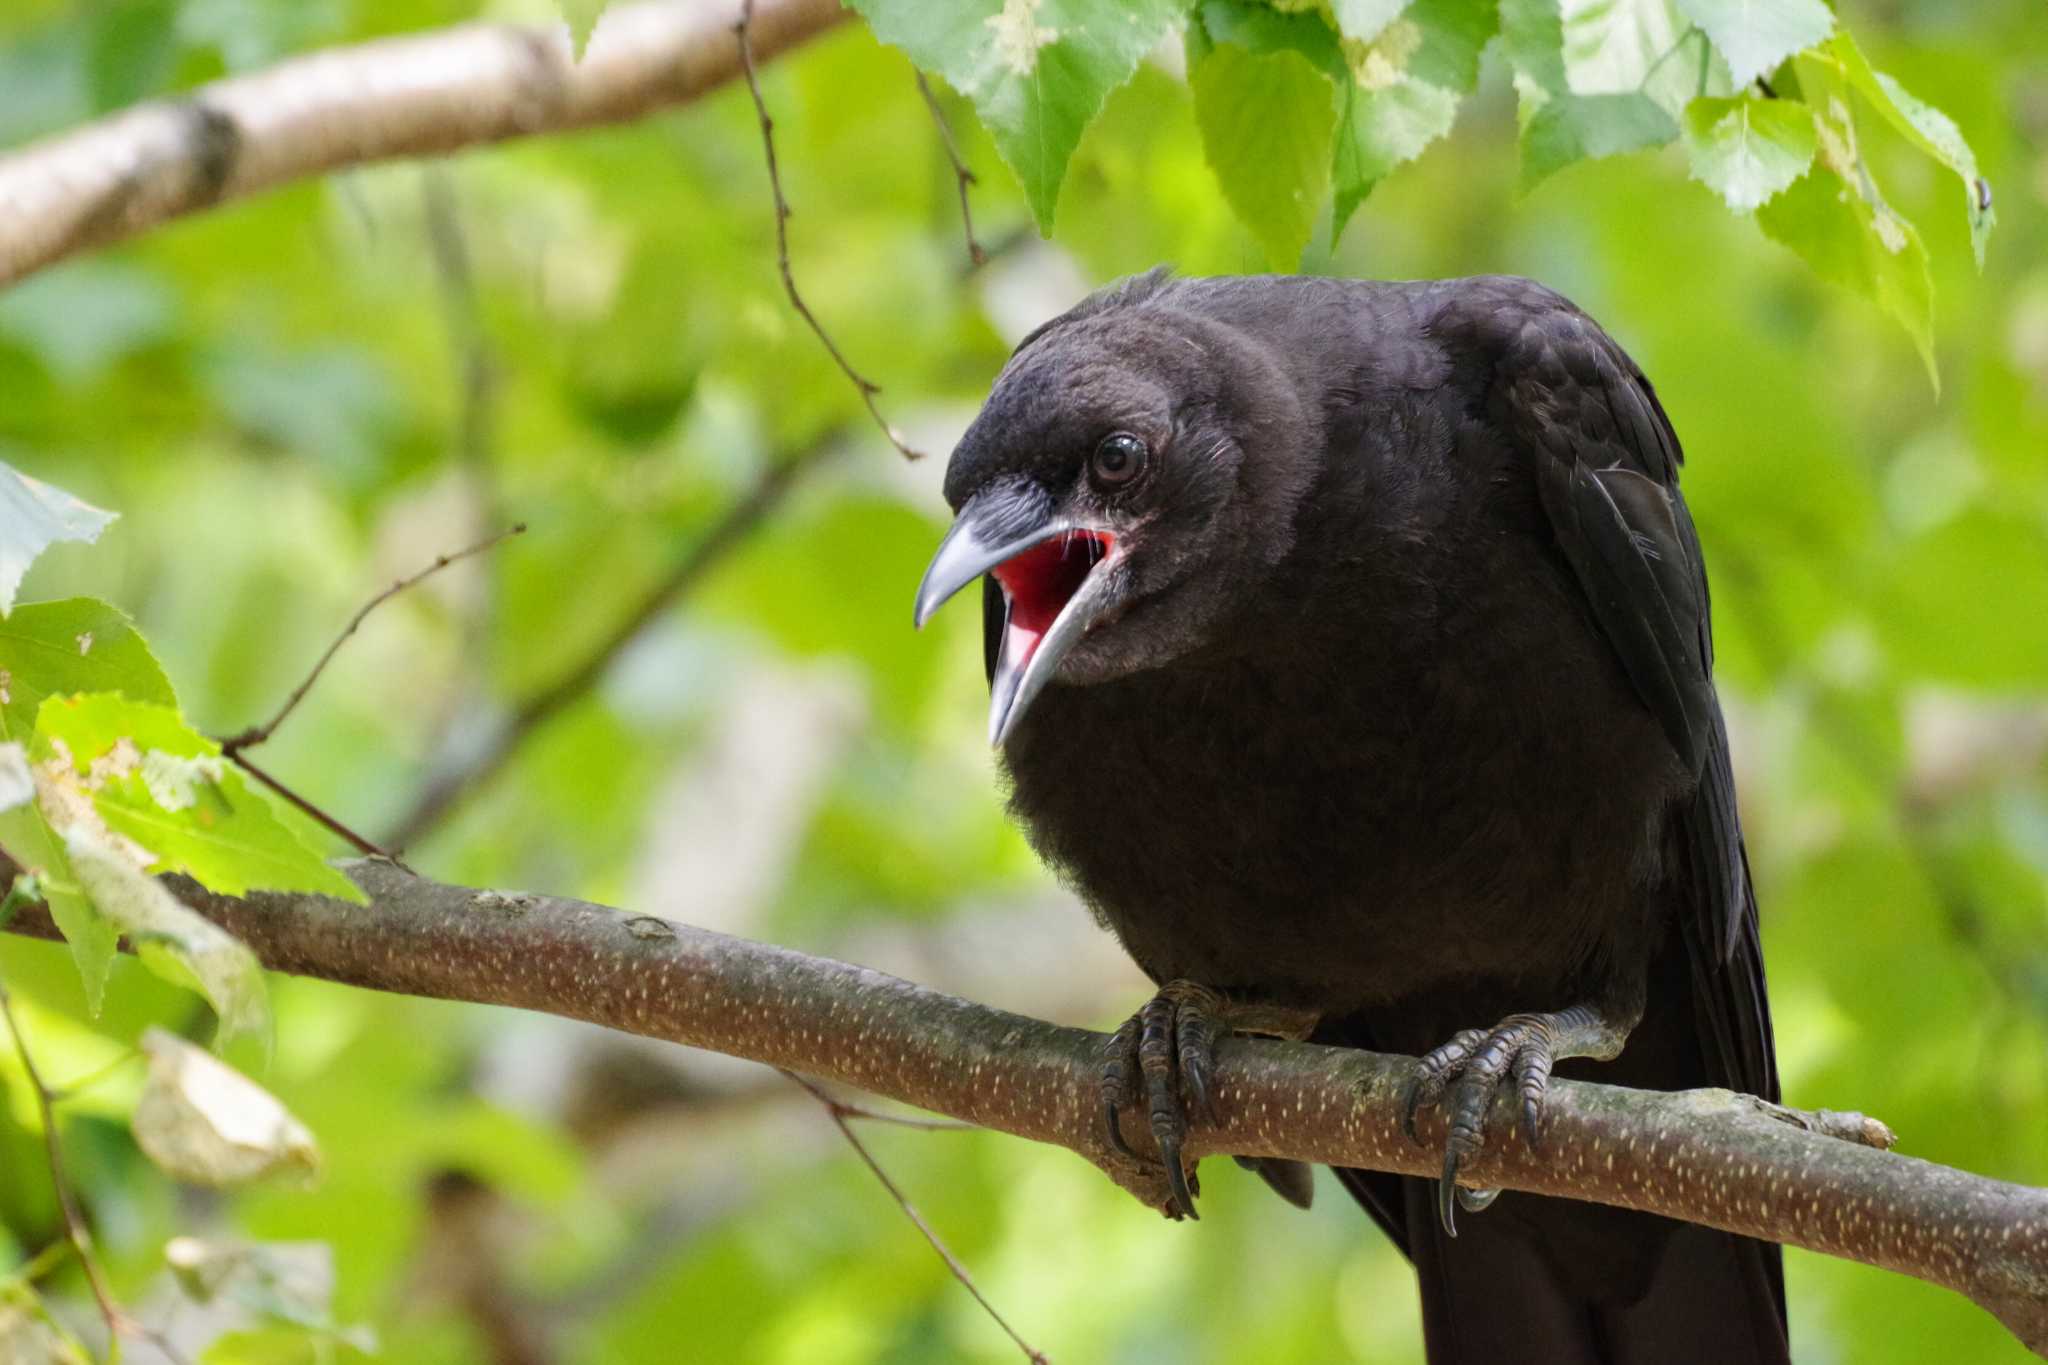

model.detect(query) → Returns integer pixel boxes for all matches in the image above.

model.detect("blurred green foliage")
[0,0,2045,1362]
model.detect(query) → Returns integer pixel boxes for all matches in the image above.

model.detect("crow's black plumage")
[914,272,1787,1365]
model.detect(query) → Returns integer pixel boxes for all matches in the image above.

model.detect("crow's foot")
[1099,981,1317,1220]
[1401,1002,1636,1236]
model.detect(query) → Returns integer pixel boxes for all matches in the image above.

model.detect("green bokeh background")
[2,1,2045,1361]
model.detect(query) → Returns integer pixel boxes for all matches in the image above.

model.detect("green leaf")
[1192,44,1339,269]
[1521,91,1678,191]
[1758,167,1935,387]
[1674,0,1832,88]
[1683,95,1816,212]
[1191,0,1347,81]
[133,1029,317,1183]
[1559,0,1712,116]
[1500,0,1568,98]
[32,693,366,904]
[0,465,115,616]
[1329,0,1496,238]
[0,597,175,745]
[0,740,115,1012]
[555,0,608,58]
[1824,33,1992,266]
[1330,0,1409,43]
[68,837,272,1053]
[851,0,1193,233]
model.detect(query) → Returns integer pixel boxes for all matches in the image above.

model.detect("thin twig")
[782,1071,1048,1365]
[915,73,986,268]
[0,975,195,1365]
[228,752,413,871]
[220,523,527,757]
[382,439,836,848]
[735,0,922,460]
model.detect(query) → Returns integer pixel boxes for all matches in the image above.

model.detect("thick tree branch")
[6,861,2047,1357]
[0,0,846,291]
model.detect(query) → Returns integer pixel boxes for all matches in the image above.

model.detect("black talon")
[1438,1146,1463,1237]
[1162,1136,1200,1220]
[1457,1186,1501,1214]
[1103,1095,1139,1161]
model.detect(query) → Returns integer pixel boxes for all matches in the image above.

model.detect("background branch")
[383,439,836,849]
[5,861,2045,1357]
[0,0,847,291]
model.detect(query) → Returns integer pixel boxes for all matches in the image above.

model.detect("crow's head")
[914,277,1315,744]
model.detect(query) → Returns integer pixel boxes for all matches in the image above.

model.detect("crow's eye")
[1090,432,1148,489]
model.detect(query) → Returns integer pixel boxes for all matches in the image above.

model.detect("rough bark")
[0,0,846,290]
[5,860,2046,1355]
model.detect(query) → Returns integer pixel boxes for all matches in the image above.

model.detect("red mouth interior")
[991,531,1113,668]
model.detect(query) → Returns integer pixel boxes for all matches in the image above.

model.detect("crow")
[913,271,1786,1364]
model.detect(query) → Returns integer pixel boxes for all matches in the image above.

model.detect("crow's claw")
[1405,1004,1634,1236]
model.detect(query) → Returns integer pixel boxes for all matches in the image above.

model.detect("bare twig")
[227,751,412,870]
[220,523,526,757]
[0,0,848,291]
[0,973,193,1365]
[915,73,987,269]
[7,860,2048,1355]
[735,0,922,460]
[383,440,835,848]
[782,1071,1047,1365]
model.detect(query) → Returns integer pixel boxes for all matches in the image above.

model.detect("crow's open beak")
[914,482,1125,746]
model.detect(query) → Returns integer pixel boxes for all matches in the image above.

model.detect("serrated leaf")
[1675,0,1832,88]
[67,834,272,1053]
[0,752,114,1011]
[555,0,607,58]
[1192,0,1347,81]
[1330,0,1409,43]
[1758,167,1935,387]
[0,464,115,616]
[1500,0,1568,98]
[1193,44,1339,269]
[1329,0,1494,239]
[133,1029,316,1185]
[1560,0,1718,116]
[1521,91,1678,191]
[33,693,366,904]
[0,597,175,745]
[851,0,1192,233]
[1824,33,1992,265]
[1683,95,1816,212]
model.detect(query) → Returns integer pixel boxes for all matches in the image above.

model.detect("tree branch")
[382,439,836,849]
[0,0,847,291]
[5,861,2046,1358]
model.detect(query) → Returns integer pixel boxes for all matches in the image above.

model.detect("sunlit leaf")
[851,0,1193,232]
[1822,32,1992,265]
[1758,167,1935,387]
[1683,94,1816,212]
[132,1029,317,1186]
[1330,0,1497,236]
[1559,0,1711,115]
[1192,44,1338,269]
[1329,0,1409,43]
[0,466,115,616]
[33,693,366,904]
[0,597,175,744]
[65,832,272,1053]
[0,734,113,1010]
[1675,0,1832,88]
